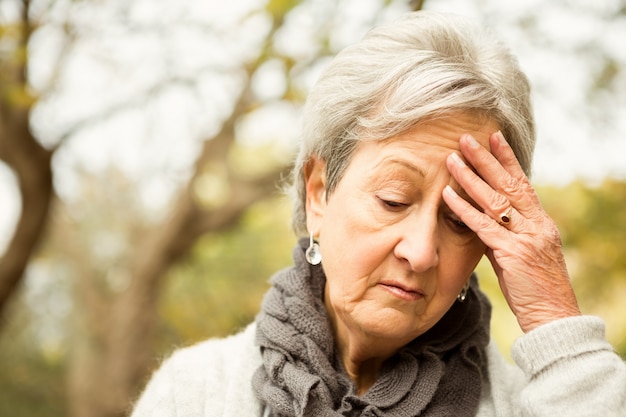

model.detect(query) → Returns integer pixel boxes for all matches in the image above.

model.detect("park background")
[1,0,625,416]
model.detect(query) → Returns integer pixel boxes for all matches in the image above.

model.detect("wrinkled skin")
[443,130,580,333]
[304,114,580,393]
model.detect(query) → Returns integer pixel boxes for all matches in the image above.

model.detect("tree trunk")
[64,138,287,417]
[0,0,54,321]
[0,104,54,321]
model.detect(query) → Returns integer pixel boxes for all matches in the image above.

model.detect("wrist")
[517,304,582,333]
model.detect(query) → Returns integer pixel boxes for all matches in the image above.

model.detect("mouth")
[378,281,425,302]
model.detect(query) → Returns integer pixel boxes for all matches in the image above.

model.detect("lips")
[378,281,425,301]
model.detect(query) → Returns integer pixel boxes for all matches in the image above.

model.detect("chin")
[357,313,424,343]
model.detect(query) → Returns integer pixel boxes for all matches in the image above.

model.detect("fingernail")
[449,152,466,167]
[443,185,458,198]
[495,130,507,146]
[465,134,480,149]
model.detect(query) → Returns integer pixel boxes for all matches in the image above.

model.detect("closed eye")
[447,215,472,233]
[378,197,408,211]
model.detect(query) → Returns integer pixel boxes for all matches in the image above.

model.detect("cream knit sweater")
[131,316,626,417]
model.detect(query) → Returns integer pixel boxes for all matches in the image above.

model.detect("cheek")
[319,207,391,301]
[320,195,386,264]
[319,227,384,297]
[439,240,485,291]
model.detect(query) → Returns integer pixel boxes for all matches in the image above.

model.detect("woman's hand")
[443,131,581,333]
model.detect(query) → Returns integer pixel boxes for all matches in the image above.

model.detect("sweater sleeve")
[511,315,626,417]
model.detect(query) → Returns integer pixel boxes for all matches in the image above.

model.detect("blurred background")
[0,0,625,416]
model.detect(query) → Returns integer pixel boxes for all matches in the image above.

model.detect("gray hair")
[289,10,536,237]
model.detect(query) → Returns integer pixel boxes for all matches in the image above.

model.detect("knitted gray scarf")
[252,239,491,417]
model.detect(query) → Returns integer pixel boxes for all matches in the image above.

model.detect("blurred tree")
[1,0,625,416]
[0,0,53,318]
[0,289,67,417]
[539,179,626,357]
[158,196,296,347]
[0,0,419,416]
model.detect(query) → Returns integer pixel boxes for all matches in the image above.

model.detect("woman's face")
[305,114,498,353]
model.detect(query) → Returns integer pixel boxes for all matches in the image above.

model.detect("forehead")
[392,113,498,150]
[353,113,498,164]
[341,114,498,198]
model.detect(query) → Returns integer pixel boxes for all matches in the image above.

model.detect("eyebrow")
[390,159,478,206]
[379,158,427,178]
[376,157,481,210]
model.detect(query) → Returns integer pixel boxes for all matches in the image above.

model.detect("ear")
[304,156,327,235]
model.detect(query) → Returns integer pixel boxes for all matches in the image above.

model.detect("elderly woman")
[131,11,626,417]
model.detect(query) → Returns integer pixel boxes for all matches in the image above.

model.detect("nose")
[393,210,439,272]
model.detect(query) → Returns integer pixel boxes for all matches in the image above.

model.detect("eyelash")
[379,198,408,211]
[378,196,473,234]
[447,215,471,233]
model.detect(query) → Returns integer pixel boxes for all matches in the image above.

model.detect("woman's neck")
[326,299,401,396]
[334,329,389,396]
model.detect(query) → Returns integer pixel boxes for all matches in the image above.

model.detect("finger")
[458,133,541,218]
[446,151,526,230]
[442,184,517,246]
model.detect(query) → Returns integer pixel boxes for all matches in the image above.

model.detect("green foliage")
[0,298,67,417]
[539,179,626,358]
[474,257,523,360]
[157,196,297,351]
[541,180,626,300]
[266,0,302,22]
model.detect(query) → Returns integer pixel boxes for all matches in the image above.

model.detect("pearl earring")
[305,233,322,265]
[457,281,470,302]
